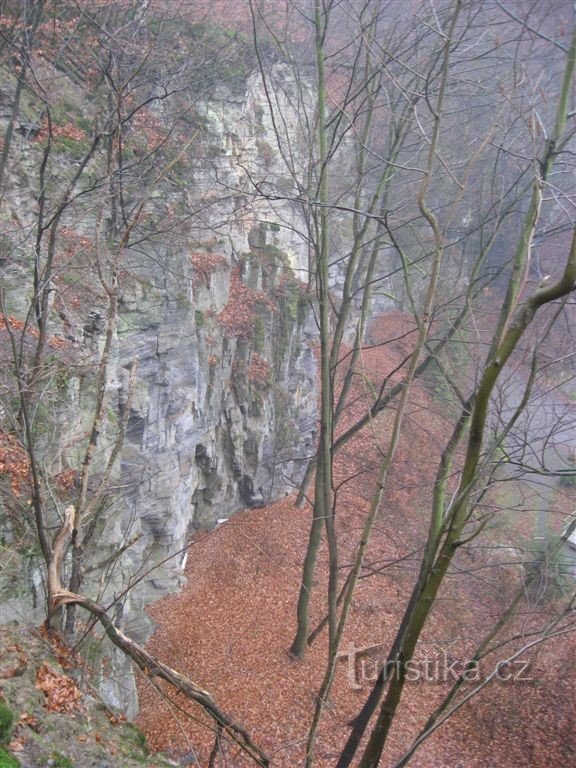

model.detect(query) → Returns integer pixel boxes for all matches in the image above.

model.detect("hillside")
[135,316,576,767]
[1,2,575,767]
[0,624,173,768]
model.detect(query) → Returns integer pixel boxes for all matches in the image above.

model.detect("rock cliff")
[0,11,317,714]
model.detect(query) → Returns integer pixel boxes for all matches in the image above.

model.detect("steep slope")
[0,623,176,768]
[0,2,319,716]
[136,317,576,767]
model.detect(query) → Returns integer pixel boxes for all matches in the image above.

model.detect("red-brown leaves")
[0,315,25,332]
[135,311,576,767]
[35,662,82,714]
[33,117,88,145]
[0,645,28,679]
[0,431,30,496]
[190,252,229,287]
[248,353,271,390]
[0,313,71,351]
[218,267,276,338]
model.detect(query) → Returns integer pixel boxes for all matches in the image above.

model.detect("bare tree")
[248,0,576,764]
[1,1,575,766]
[0,1,269,763]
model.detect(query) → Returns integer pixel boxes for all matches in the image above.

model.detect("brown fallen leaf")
[35,662,82,713]
[8,737,25,752]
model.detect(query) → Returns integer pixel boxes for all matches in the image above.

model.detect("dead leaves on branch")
[191,251,229,287]
[0,431,30,496]
[248,353,271,390]
[218,267,276,338]
[0,313,73,352]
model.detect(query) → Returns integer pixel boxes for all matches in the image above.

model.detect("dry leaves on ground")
[35,662,83,714]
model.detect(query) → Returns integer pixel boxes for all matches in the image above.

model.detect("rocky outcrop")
[0,49,317,713]
[0,624,177,768]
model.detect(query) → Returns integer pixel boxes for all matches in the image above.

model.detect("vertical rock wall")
[0,65,317,713]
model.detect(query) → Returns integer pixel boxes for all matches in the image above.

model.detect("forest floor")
[137,314,576,768]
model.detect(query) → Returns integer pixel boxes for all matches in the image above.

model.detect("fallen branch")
[47,511,269,767]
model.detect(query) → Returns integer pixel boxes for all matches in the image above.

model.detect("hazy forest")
[0,1,575,767]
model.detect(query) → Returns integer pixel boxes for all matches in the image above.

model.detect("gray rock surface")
[0,62,317,714]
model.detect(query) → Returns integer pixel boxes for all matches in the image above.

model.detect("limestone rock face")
[0,55,317,714]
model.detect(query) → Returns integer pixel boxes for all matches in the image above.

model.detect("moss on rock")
[0,746,20,768]
[0,701,14,746]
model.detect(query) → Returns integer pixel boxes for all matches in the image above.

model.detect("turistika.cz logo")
[337,642,532,690]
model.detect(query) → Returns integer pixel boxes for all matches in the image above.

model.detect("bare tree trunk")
[290,0,334,659]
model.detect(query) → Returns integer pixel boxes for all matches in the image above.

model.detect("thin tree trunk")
[350,223,576,767]
[290,0,334,659]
